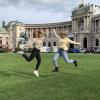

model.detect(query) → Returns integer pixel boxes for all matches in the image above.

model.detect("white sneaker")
[33,70,39,77]
[17,51,24,55]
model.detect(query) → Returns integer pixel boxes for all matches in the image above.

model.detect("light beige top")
[53,29,80,51]
[28,31,48,50]
[32,37,45,50]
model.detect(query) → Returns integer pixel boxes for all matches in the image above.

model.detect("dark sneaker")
[73,60,78,67]
[52,67,59,72]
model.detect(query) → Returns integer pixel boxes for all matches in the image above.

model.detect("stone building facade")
[0,27,9,48]
[0,3,100,50]
[72,3,100,49]
[6,21,72,49]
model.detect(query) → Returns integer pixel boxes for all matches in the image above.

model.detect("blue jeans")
[53,49,74,67]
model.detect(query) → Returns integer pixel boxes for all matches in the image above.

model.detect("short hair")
[59,31,67,37]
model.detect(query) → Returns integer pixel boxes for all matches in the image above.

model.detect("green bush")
[14,47,22,53]
[0,48,10,53]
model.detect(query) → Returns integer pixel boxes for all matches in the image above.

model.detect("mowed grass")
[0,53,100,100]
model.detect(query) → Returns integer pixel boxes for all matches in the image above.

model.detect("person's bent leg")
[52,52,60,72]
[62,51,77,66]
[33,52,41,77]
[22,49,35,62]
[35,53,41,70]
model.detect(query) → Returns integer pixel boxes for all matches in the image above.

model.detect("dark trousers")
[22,48,41,70]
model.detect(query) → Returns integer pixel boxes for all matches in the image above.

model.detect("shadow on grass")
[0,70,33,79]
[0,71,12,77]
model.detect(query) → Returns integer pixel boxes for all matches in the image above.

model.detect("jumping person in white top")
[52,29,80,72]
[18,30,48,77]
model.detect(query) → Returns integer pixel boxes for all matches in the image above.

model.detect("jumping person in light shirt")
[18,29,48,77]
[52,29,80,72]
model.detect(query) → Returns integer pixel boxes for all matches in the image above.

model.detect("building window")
[96,20,99,31]
[78,19,84,31]
[6,37,8,45]
[48,41,51,47]
[53,41,56,46]
[0,37,2,48]
[69,38,74,48]
[83,37,87,48]
[43,41,46,46]
[96,39,99,47]
[48,28,51,37]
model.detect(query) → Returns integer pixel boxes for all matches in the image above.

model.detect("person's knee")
[64,59,69,63]
[38,59,41,64]
[52,58,57,63]
[28,58,32,62]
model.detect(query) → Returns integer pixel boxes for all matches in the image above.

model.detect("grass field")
[0,53,100,100]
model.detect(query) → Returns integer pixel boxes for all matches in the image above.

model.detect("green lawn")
[0,53,100,100]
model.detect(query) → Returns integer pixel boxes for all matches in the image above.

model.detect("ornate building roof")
[0,27,8,34]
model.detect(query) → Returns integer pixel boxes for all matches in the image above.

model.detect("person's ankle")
[52,67,59,72]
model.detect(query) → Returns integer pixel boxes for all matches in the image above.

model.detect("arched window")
[53,41,56,46]
[96,39,99,47]
[0,37,2,48]
[43,41,46,46]
[78,19,84,31]
[48,41,51,47]
[83,37,87,48]
[69,37,74,48]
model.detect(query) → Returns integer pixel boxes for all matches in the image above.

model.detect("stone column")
[84,16,86,30]
[72,19,74,32]
[99,20,100,30]
[63,26,65,32]
[74,19,77,32]
[95,21,96,31]
[73,19,75,32]
[86,16,89,29]
[92,21,94,31]
[32,28,34,38]
[58,27,60,33]
[50,27,52,37]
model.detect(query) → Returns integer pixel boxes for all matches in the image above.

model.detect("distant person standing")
[52,29,80,72]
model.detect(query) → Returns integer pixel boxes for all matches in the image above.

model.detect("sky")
[0,0,100,26]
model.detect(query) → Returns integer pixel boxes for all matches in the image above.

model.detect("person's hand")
[77,43,81,45]
[53,28,56,31]
[45,29,49,33]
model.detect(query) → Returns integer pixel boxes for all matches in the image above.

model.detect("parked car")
[80,48,85,53]
[0,48,3,53]
[85,48,91,53]
[80,48,95,53]
[68,48,80,53]
[94,47,100,53]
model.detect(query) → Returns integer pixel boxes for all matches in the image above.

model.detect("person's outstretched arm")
[41,29,49,40]
[67,37,80,45]
[45,29,49,38]
[53,28,60,38]
[24,39,33,48]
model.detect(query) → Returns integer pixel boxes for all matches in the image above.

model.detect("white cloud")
[0,0,100,26]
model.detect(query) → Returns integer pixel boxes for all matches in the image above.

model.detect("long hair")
[33,31,37,38]
[38,30,43,37]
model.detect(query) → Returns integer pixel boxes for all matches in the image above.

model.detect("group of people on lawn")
[17,29,80,77]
